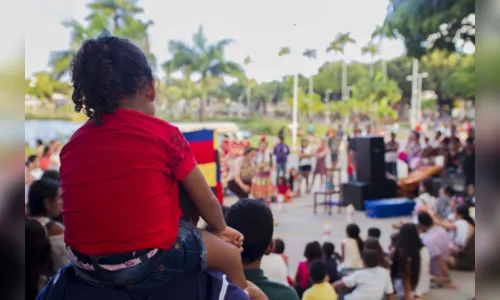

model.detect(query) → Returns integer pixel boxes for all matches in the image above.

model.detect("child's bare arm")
[201,230,247,289]
[181,166,226,233]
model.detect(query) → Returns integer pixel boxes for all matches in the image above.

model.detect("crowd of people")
[24,31,475,300]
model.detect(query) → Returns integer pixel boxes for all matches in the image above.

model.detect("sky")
[25,0,407,83]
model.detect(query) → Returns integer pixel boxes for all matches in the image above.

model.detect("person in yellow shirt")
[302,261,337,300]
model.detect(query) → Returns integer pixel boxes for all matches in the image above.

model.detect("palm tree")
[371,25,387,75]
[163,25,243,121]
[326,32,356,100]
[49,0,155,79]
[361,42,379,78]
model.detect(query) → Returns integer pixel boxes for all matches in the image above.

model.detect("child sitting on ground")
[333,249,394,300]
[340,224,364,272]
[412,178,438,223]
[303,261,338,300]
[60,32,246,291]
[436,185,454,219]
[322,242,341,283]
[273,238,294,287]
[276,176,295,203]
[366,227,381,241]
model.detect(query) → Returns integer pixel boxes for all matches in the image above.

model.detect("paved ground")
[224,195,475,300]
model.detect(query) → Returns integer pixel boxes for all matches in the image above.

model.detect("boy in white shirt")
[333,249,394,300]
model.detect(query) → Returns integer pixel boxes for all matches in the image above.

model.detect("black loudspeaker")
[342,181,397,211]
[355,136,386,183]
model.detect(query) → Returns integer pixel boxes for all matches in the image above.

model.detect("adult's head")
[71,30,156,125]
[50,140,61,153]
[365,124,372,134]
[41,169,61,181]
[451,124,457,136]
[244,147,257,161]
[273,238,285,254]
[417,211,434,232]
[410,130,420,142]
[390,132,396,141]
[26,155,38,169]
[42,146,52,158]
[449,139,460,152]
[435,131,442,140]
[225,199,274,265]
[303,241,322,261]
[301,138,309,148]
[27,179,62,218]
[258,140,267,152]
[465,137,475,152]
[309,260,327,284]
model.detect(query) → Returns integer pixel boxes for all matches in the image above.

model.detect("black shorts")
[330,153,339,163]
[299,165,312,173]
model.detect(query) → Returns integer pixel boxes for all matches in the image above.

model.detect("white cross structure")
[406,59,428,129]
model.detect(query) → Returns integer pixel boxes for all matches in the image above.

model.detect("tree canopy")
[381,0,475,58]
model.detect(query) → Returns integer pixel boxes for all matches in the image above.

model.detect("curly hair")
[70,31,154,125]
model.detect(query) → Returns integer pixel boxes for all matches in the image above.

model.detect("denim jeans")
[72,220,206,292]
[275,162,287,184]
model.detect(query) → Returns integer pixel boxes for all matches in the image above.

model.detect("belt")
[68,247,158,272]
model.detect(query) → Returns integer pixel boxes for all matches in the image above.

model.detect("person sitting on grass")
[225,199,299,300]
[60,30,246,292]
[302,261,338,300]
[333,249,394,300]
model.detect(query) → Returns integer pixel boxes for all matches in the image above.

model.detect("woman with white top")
[391,223,430,300]
[341,224,364,271]
[298,138,314,195]
[27,178,69,271]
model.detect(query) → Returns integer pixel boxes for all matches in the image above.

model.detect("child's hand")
[217,226,244,249]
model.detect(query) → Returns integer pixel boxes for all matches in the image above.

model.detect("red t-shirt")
[60,109,197,256]
[39,157,50,171]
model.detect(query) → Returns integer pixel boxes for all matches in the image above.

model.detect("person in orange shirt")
[38,146,53,171]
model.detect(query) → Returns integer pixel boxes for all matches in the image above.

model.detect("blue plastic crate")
[365,198,415,218]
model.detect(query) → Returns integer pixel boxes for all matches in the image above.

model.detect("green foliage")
[162,25,244,120]
[352,72,402,105]
[303,49,317,59]
[326,32,356,54]
[441,54,475,99]
[278,47,291,56]
[381,0,475,58]
[25,72,72,101]
[49,0,156,79]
